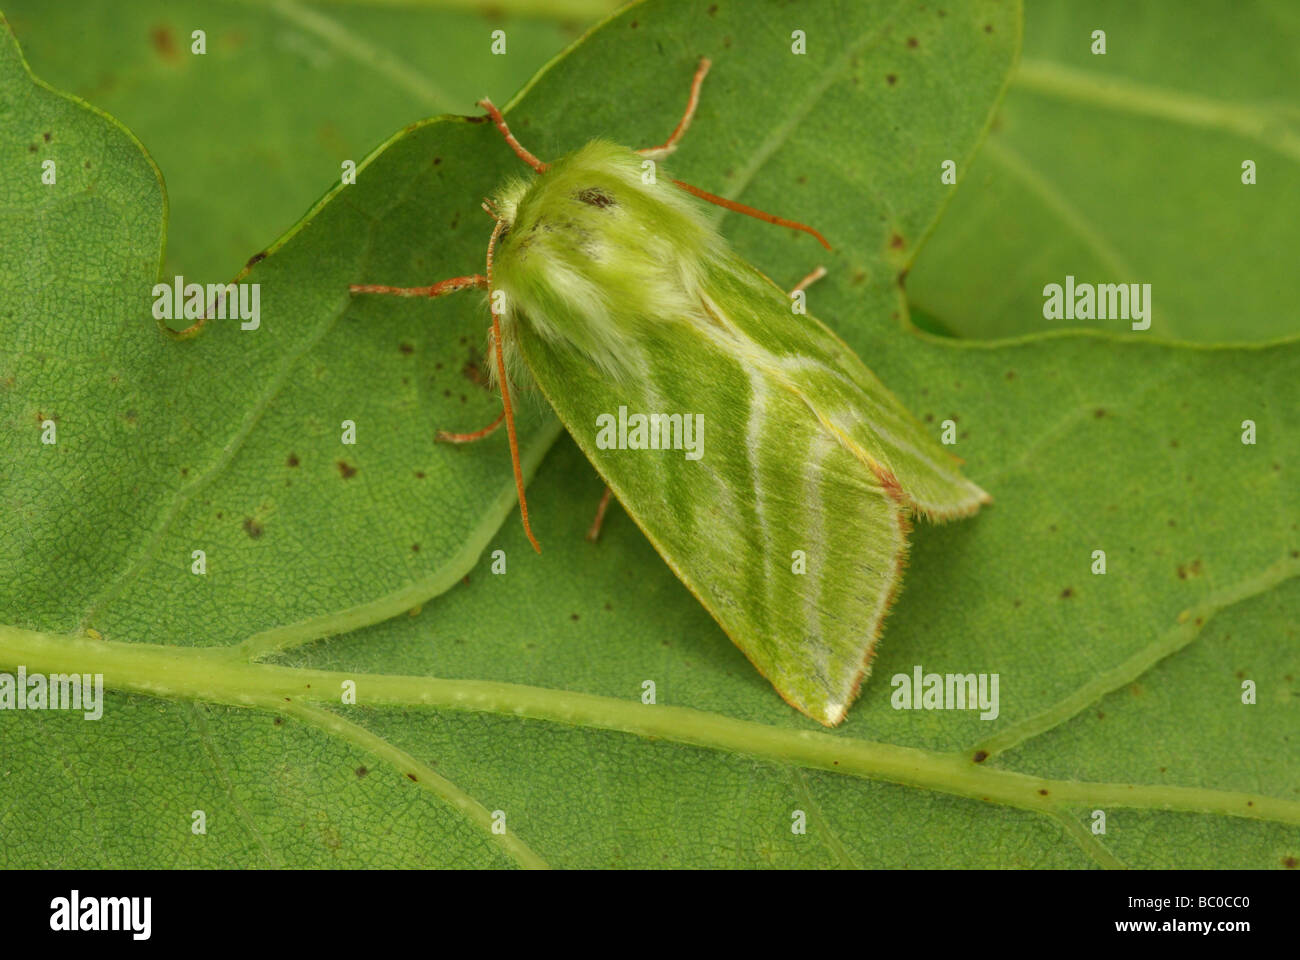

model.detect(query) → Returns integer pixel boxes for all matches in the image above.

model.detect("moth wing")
[706,260,990,520]
[515,255,985,726]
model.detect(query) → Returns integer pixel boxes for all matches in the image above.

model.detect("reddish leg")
[637,58,712,159]
[790,265,828,296]
[673,180,832,250]
[436,410,505,444]
[477,99,548,173]
[349,274,486,298]
[350,272,505,444]
[585,486,614,543]
[483,217,542,553]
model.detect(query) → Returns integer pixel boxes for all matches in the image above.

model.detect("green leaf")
[2,0,609,281]
[3,0,1298,869]
[908,0,1300,341]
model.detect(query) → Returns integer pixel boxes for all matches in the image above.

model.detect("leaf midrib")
[4,549,1298,870]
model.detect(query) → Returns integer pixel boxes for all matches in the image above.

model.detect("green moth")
[351,59,990,726]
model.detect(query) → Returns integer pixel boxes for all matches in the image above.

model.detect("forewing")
[513,255,963,725]
[704,261,991,519]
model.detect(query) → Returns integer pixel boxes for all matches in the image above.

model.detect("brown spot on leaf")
[287,453,299,467]
[150,25,179,62]
[406,772,418,782]
[973,750,988,763]
[399,343,414,355]
[907,37,918,47]
[1038,789,1049,796]
[246,251,267,268]
[463,349,491,389]
[1060,587,1074,599]
[356,766,368,777]
[889,232,905,249]
[886,73,897,85]
[243,518,263,538]
[337,460,357,479]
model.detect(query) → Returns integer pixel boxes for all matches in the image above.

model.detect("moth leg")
[477,99,548,173]
[637,57,712,159]
[349,274,504,440]
[789,265,828,296]
[585,486,614,542]
[349,274,487,298]
[436,409,505,444]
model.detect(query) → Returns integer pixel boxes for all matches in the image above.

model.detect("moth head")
[489,140,722,380]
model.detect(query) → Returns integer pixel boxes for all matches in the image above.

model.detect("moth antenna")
[671,179,832,250]
[481,199,499,219]
[637,57,712,158]
[349,274,487,297]
[478,98,549,174]
[485,215,542,553]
